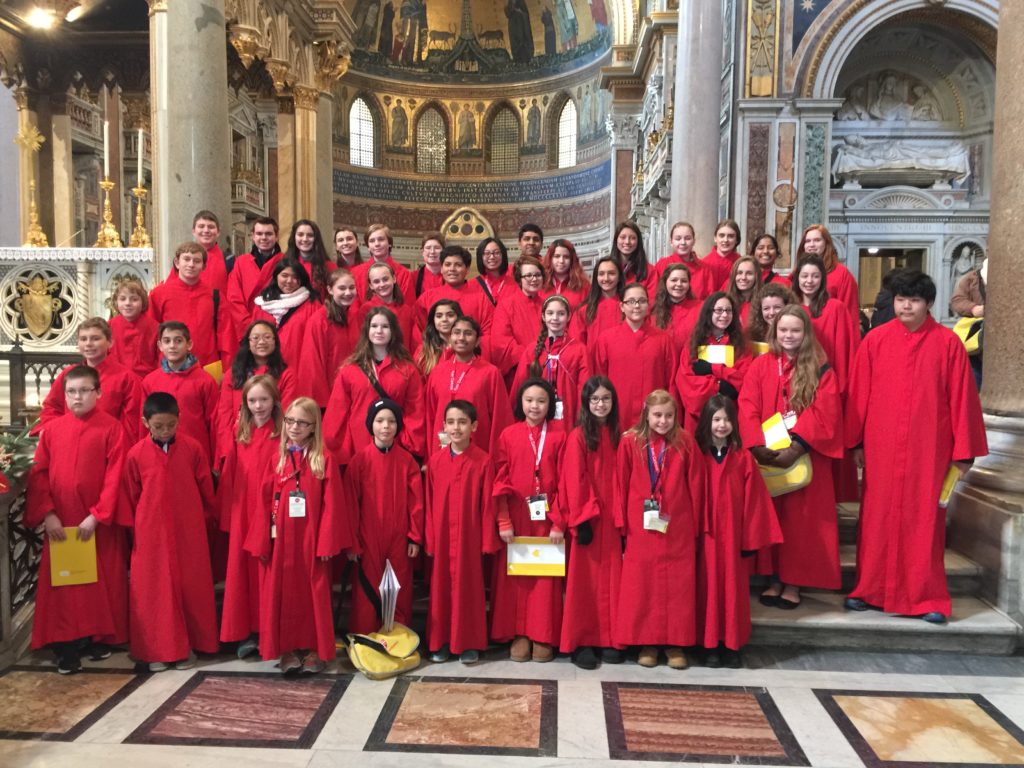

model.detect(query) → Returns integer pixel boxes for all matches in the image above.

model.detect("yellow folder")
[939,465,963,508]
[697,344,735,367]
[49,528,98,586]
[761,412,792,450]
[750,341,770,357]
[506,536,566,577]
[203,360,223,384]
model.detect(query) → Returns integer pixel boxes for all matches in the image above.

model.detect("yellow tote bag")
[756,412,813,497]
[50,528,97,586]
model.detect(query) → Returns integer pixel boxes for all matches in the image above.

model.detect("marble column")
[49,96,75,247]
[316,92,334,235]
[14,89,40,244]
[274,94,296,229]
[669,0,722,251]
[293,86,319,221]
[949,0,1024,629]
[148,0,231,276]
[607,113,640,228]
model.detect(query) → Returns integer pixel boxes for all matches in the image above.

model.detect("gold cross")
[15,124,45,153]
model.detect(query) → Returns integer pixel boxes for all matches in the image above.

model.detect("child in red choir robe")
[217,375,281,658]
[570,255,626,355]
[215,320,296,469]
[333,226,364,271]
[540,239,590,310]
[746,283,796,348]
[559,376,624,669]
[592,283,677,428]
[614,389,705,669]
[752,234,791,289]
[415,299,461,376]
[739,306,843,608]
[297,268,360,407]
[654,222,717,300]
[343,400,424,634]
[474,237,517,307]
[119,392,219,671]
[702,219,743,290]
[26,366,128,674]
[797,224,859,321]
[251,258,319,373]
[141,322,219,465]
[676,293,752,432]
[355,262,419,351]
[148,241,231,367]
[416,246,495,334]
[512,295,589,429]
[192,210,229,293]
[695,395,781,668]
[652,263,702,356]
[226,217,282,341]
[245,397,352,674]
[424,400,499,664]
[491,256,546,379]
[491,378,568,662]
[37,317,143,442]
[351,224,415,300]
[612,221,659,296]
[725,256,763,329]
[413,234,446,299]
[284,219,337,299]
[845,270,987,622]
[109,278,159,378]
[323,306,425,465]
[425,316,512,457]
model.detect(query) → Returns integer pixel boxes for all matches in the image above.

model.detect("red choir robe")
[762,268,791,288]
[475,272,516,307]
[354,296,420,352]
[654,254,718,300]
[343,443,425,634]
[214,366,296,469]
[592,321,677,428]
[110,313,160,379]
[296,306,361,407]
[826,262,860,321]
[415,266,445,298]
[226,249,283,340]
[569,297,622,358]
[696,447,781,650]
[295,255,337,298]
[490,290,544,376]
[323,358,426,463]
[352,257,415,302]
[149,270,231,367]
[622,264,660,298]
[540,278,589,310]
[845,316,987,616]
[200,243,229,293]
[424,444,500,654]
[425,355,512,457]
[737,300,753,329]
[244,447,353,661]
[614,432,705,647]
[660,298,702,357]
[26,410,128,648]
[675,333,753,432]
[559,427,622,652]
[120,434,219,662]
[416,282,495,335]
[250,297,319,373]
[511,334,590,429]
[141,362,220,464]
[37,357,144,442]
[490,421,568,646]
[739,353,843,588]
[803,298,859,394]
[217,421,278,642]
[702,249,740,290]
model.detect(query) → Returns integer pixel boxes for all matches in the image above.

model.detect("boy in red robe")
[119,392,219,670]
[192,209,229,293]
[425,400,499,664]
[845,270,987,622]
[226,216,282,340]
[415,246,495,335]
[26,365,129,674]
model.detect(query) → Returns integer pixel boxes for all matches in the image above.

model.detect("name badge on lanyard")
[553,398,564,420]
[527,423,548,520]
[643,499,668,533]
[643,441,669,532]
[528,494,549,521]
[288,490,307,518]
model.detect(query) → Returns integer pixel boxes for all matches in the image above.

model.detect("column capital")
[314,40,350,92]
[147,0,168,15]
[293,85,319,111]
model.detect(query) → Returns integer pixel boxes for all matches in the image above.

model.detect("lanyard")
[528,422,547,495]
[777,354,793,414]
[449,359,472,393]
[288,447,303,489]
[543,336,562,385]
[486,274,506,297]
[646,440,666,497]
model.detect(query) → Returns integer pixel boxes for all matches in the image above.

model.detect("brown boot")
[637,646,659,667]
[510,636,531,662]
[665,647,689,670]
[532,641,554,662]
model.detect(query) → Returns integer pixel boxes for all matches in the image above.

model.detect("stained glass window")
[490,108,519,175]
[416,108,447,174]
[349,98,374,168]
[557,100,578,169]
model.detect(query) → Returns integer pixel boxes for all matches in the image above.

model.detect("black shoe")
[85,642,112,661]
[572,647,599,670]
[722,649,743,669]
[705,649,722,668]
[844,597,870,611]
[759,593,780,607]
[600,647,624,664]
[776,596,800,610]
[57,652,81,675]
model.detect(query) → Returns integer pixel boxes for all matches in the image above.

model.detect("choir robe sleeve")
[946,337,988,461]
[559,430,602,529]
[340,453,365,557]
[226,265,253,343]
[844,335,873,449]
[90,426,127,527]
[34,366,69,435]
[318,452,356,557]
[737,357,770,448]
[25,430,57,526]
[737,450,783,551]
[789,367,844,459]
[479,455,501,553]
[815,300,859,393]
[322,371,355,462]
[491,431,515,534]
[243,473,275,560]
[613,437,634,534]
[117,448,142,529]
[423,459,437,556]
[489,301,523,375]
[675,356,720,421]
[215,376,239,470]
[119,370,146,443]
[486,369,515,458]
[398,366,427,461]
[680,437,707,535]
[193,446,219,521]
[217,441,239,532]
[405,456,425,545]
[199,375,221,463]
[827,264,860,322]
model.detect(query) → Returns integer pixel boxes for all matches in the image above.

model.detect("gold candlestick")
[129,186,151,248]
[23,180,48,248]
[94,178,123,248]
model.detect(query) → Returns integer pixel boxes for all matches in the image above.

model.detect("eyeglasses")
[249,334,274,343]
[520,273,543,280]
[482,249,502,257]
[712,308,734,315]
[284,417,314,428]
[589,395,613,404]
[66,388,96,396]
[622,298,649,306]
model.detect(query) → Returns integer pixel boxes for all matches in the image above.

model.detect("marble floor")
[4,645,1024,767]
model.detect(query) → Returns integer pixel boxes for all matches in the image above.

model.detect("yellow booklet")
[697,344,735,367]
[506,536,566,577]
[50,528,97,586]
[750,341,770,357]
[203,360,223,384]
[939,465,963,508]
[761,412,792,450]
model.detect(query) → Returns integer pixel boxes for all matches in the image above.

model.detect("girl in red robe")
[355,262,419,352]
[217,375,282,658]
[739,306,843,608]
[746,283,796,349]
[425,400,500,663]
[675,292,752,432]
[751,233,791,289]
[491,255,546,378]
[474,238,516,307]
[725,256,763,329]
[559,376,623,669]
[694,395,781,668]
[653,221,717,300]
[540,238,590,310]
[245,397,352,674]
[796,223,860,322]
[614,389,705,669]
[323,306,426,465]
[511,295,589,429]
[250,258,319,374]
[652,263,702,356]
[592,283,677,427]
[612,220,658,296]
[702,219,743,289]
[491,378,568,662]
[569,255,626,356]
[297,267,360,408]
[425,316,512,457]
[285,219,337,299]
[109,278,159,378]
[343,399,425,635]
[415,299,461,376]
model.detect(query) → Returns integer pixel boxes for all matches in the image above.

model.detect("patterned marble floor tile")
[0,666,147,741]
[602,682,809,765]
[365,676,558,757]
[817,689,1024,767]
[124,671,349,748]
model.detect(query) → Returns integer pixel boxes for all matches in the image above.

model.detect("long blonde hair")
[237,374,283,444]
[278,397,326,479]
[768,305,827,413]
[628,389,685,451]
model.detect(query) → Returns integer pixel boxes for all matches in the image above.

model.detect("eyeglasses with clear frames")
[589,395,613,404]
[284,417,314,428]
[712,307,733,314]
[622,298,649,307]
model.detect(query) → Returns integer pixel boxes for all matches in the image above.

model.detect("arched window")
[349,97,375,168]
[489,108,519,175]
[557,100,578,169]
[416,108,447,174]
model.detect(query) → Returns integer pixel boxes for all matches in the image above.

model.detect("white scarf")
[255,287,310,321]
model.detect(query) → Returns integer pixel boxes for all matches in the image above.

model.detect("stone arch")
[546,91,576,169]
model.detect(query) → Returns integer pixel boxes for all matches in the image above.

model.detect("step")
[838,502,858,545]
[835,545,982,595]
[750,592,1019,655]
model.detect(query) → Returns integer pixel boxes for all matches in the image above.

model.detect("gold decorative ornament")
[94,179,123,248]
[15,276,61,337]
[129,186,151,248]
[15,123,49,247]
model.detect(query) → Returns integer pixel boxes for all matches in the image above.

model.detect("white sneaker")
[149,661,169,672]
[174,652,197,670]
